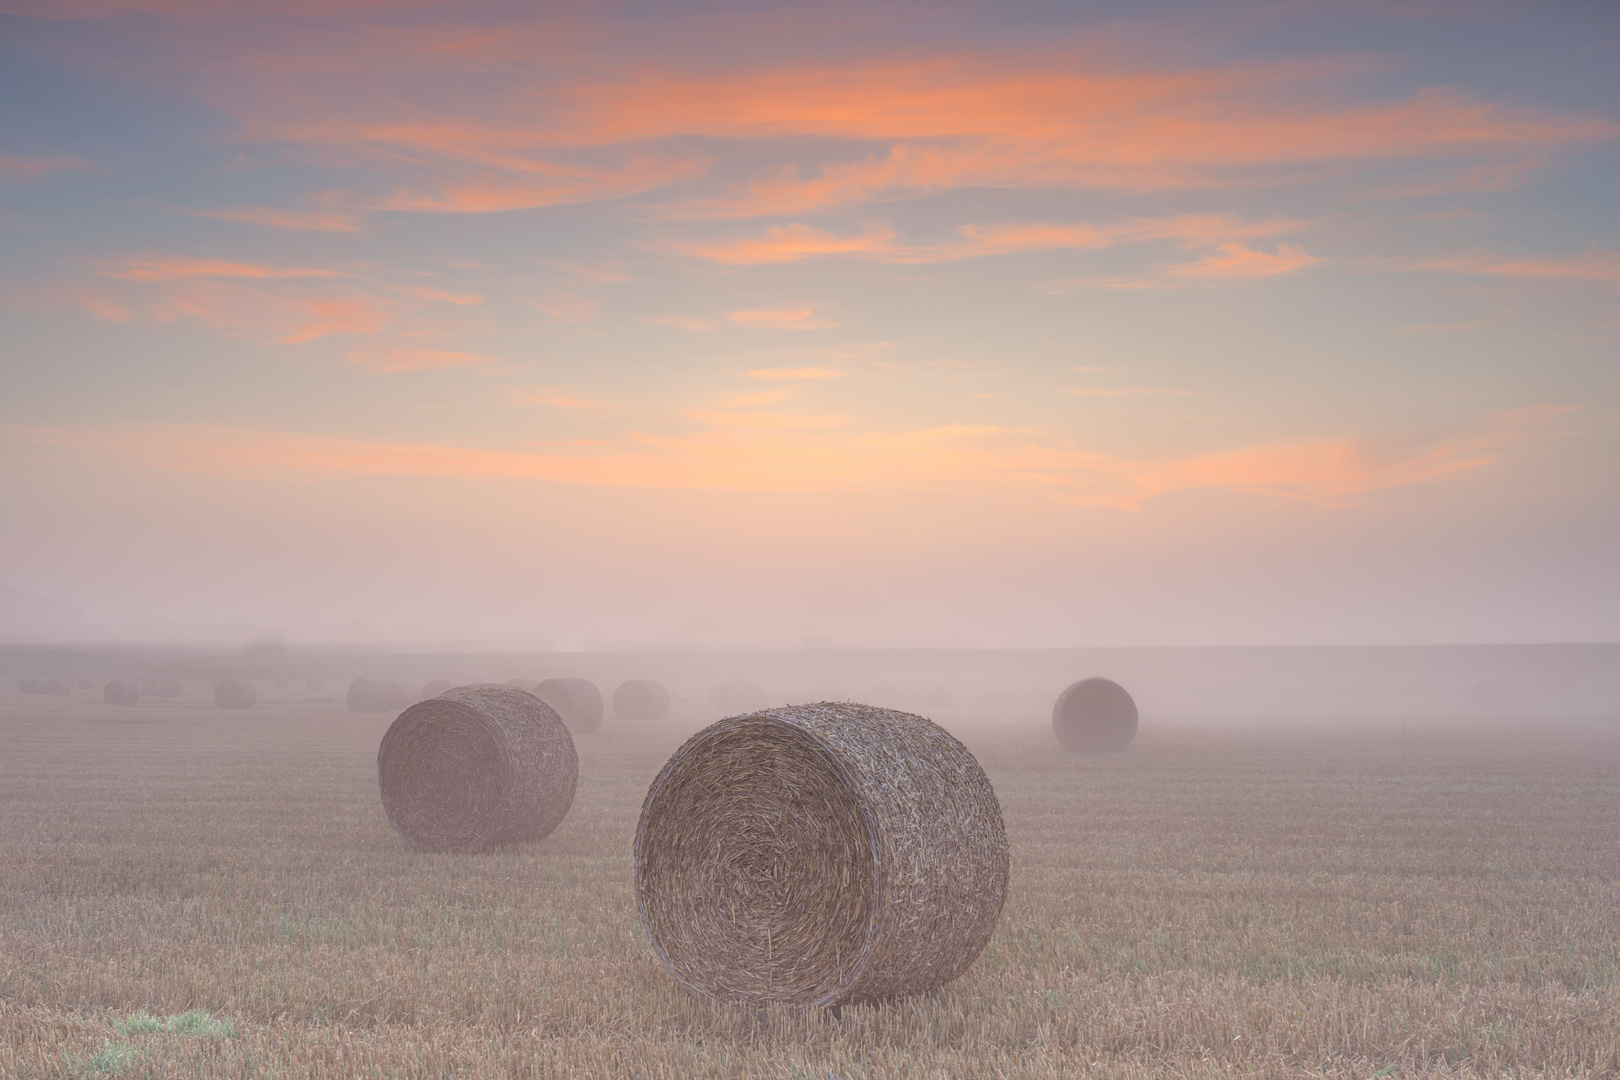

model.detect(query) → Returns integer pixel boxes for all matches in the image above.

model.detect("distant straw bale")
[305,676,324,692]
[422,678,452,698]
[377,685,578,853]
[141,679,161,697]
[614,679,670,722]
[46,678,68,695]
[635,702,1008,1009]
[18,677,37,693]
[103,680,139,705]
[534,677,604,734]
[1052,677,1138,752]
[272,675,290,690]
[348,677,404,714]
[503,678,537,692]
[214,678,257,709]
[77,678,91,690]
[158,678,182,699]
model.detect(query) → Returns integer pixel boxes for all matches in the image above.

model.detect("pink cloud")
[1167,242,1320,278]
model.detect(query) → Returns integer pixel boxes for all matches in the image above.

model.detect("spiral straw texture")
[377,685,578,853]
[634,702,1008,1009]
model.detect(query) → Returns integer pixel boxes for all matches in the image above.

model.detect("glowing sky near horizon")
[1,0,1616,648]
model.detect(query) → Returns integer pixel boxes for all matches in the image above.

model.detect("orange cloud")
[676,213,1307,265]
[1167,242,1320,278]
[196,203,366,232]
[1,405,1572,507]
[724,307,839,330]
[0,156,91,179]
[744,367,843,380]
[96,256,345,282]
[1412,249,1620,284]
[347,345,501,373]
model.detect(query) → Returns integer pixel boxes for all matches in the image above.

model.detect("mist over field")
[4,1,1619,1076]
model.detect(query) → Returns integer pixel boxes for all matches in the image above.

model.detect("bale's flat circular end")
[635,702,1008,1009]
[614,679,669,722]
[1053,677,1138,752]
[637,716,877,1006]
[534,677,604,734]
[377,685,578,853]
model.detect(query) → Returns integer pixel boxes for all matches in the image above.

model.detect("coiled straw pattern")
[634,702,1008,1009]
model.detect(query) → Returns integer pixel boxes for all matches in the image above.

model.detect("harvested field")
[1,690,1617,1078]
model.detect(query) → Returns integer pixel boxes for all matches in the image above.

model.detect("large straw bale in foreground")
[377,685,578,853]
[635,702,1008,1009]
[614,678,669,721]
[534,677,603,734]
[1052,677,1138,752]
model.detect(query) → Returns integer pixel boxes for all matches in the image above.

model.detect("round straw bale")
[78,678,92,690]
[348,677,404,714]
[46,678,68,695]
[377,684,578,853]
[305,676,324,692]
[18,677,36,693]
[614,679,670,722]
[141,678,161,697]
[635,702,1009,1008]
[214,677,257,709]
[272,674,290,690]
[103,680,139,705]
[158,678,182,699]
[422,678,452,698]
[1052,677,1138,752]
[533,677,604,734]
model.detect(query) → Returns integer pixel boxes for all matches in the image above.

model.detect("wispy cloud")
[95,256,346,282]
[195,202,367,233]
[1411,249,1620,285]
[1166,242,1321,278]
[724,307,840,330]
[1,404,1573,508]
[0,156,92,179]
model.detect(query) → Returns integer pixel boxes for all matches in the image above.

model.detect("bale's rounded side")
[305,676,325,692]
[634,702,1009,1008]
[103,680,139,705]
[534,677,604,734]
[46,678,68,695]
[614,679,669,722]
[348,677,404,714]
[214,678,257,709]
[1052,677,1138,752]
[158,678,183,699]
[377,685,578,853]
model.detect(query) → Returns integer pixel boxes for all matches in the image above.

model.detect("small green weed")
[113,1009,235,1039]
[64,1039,142,1078]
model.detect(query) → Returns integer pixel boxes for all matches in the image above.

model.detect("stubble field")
[1,690,1617,1079]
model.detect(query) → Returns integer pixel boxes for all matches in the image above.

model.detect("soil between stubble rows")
[1,693,1617,1079]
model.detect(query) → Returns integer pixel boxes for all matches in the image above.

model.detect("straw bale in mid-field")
[305,676,325,692]
[377,685,578,853]
[103,680,139,705]
[422,678,451,698]
[46,678,68,695]
[158,678,182,698]
[534,677,604,734]
[635,701,1008,1008]
[348,677,404,714]
[1052,677,1138,752]
[614,679,669,722]
[272,675,290,689]
[214,678,257,709]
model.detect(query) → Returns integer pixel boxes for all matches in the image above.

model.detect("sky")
[1,0,1616,649]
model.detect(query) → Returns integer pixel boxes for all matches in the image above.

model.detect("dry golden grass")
[1,689,1617,1078]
